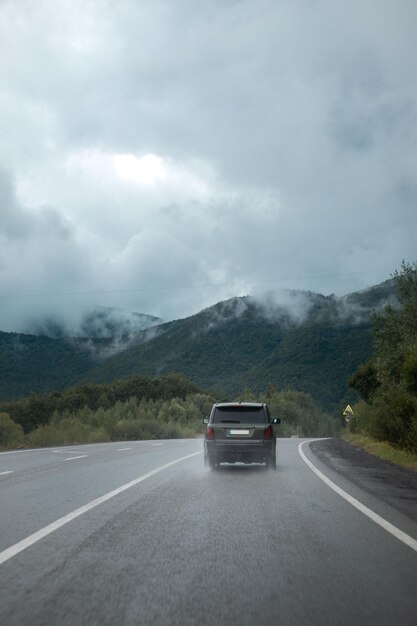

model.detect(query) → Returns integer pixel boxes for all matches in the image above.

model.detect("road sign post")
[342,404,354,425]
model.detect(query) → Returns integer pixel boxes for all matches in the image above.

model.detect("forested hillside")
[0,306,161,401]
[225,322,372,409]
[0,281,395,411]
[80,282,393,410]
[0,332,97,401]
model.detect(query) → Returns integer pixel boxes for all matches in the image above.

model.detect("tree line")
[0,373,201,433]
[349,261,417,452]
[0,371,340,449]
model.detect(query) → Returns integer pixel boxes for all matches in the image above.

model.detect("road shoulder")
[309,438,417,524]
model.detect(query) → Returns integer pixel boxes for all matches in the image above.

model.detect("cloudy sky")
[0,0,416,333]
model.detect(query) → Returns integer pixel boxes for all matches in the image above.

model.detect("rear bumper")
[205,440,275,463]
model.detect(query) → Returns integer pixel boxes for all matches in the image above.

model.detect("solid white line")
[298,441,417,553]
[0,450,201,566]
[0,471,14,476]
[116,448,131,452]
[64,455,88,461]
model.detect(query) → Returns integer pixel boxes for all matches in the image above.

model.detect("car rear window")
[213,406,266,424]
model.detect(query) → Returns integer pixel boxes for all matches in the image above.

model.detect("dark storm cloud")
[0,0,416,332]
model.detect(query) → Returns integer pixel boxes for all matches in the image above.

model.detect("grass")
[343,432,417,472]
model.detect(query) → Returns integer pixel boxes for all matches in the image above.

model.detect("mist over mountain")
[26,306,161,339]
[76,280,396,410]
[0,280,396,407]
[252,279,395,326]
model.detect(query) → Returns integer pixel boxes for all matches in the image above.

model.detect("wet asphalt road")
[0,438,416,626]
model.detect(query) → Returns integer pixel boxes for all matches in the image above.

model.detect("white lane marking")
[116,448,131,452]
[0,440,193,455]
[0,442,129,456]
[0,450,201,565]
[64,455,88,461]
[0,471,14,476]
[53,450,85,454]
[298,441,417,553]
[151,443,163,446]
[0,448,46,456]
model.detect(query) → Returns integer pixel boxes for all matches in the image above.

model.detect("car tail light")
[206,426,215,440]
[263,425,273,440]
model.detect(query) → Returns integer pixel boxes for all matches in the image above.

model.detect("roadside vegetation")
[0,373,202,433]
[239,387,341,438]
[25,393,214,447]
[348,261,417,456]
[343,432,417,472]
[0,370,340,449]
[0,374,215,449]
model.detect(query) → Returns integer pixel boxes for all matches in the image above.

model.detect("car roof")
[214,402,265,408]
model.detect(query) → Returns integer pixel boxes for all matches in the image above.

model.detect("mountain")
[0,307,161,401]
[0,281,395,408]
[0,332,97,401]
[77,280,396,410]
[26,306,161,341]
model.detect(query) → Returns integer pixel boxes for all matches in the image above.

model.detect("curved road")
[0,438,416,625]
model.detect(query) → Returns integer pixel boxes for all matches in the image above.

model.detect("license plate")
[229,429,250,435]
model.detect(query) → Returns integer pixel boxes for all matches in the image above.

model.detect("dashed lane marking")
[0,471,14,476]
[53,450,85,454]
[0,450,201,565]
[64,455,88,461]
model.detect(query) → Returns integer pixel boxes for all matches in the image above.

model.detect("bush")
[0,412,24,449]
[368,387,417,451]
[27,423,62,447]
[402,344,417,394]
[86,427,109,443]
[346,400,370,435]
[28,418,91,447]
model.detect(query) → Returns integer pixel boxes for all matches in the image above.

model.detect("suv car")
[203,402,280,469]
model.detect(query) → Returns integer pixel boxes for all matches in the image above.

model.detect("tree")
[348,261,417,451]
[0,413,24,449]
[348,360,380,401]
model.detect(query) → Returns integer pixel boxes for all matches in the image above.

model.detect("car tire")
[205,453,216,470]
[268,454,277,470]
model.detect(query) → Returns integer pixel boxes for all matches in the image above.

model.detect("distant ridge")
[0,280,396,408]
[77,280,395,410]
[26,306,161,339]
